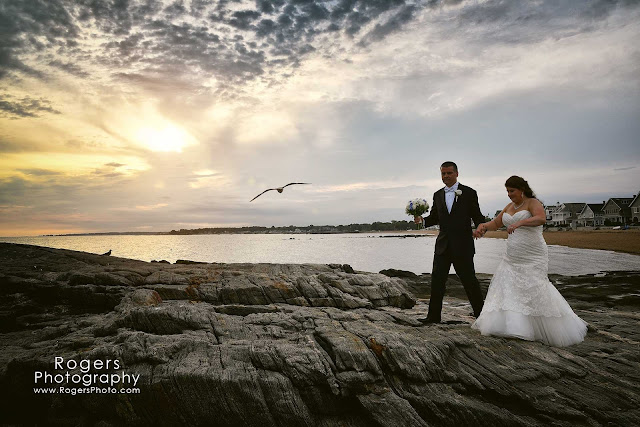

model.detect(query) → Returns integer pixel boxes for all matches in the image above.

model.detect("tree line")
[169,220,424,235]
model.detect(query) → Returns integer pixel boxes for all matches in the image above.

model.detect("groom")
[414,161,485,324]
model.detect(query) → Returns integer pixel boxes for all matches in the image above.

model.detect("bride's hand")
[414,215,423,224]
[507,222,520,234]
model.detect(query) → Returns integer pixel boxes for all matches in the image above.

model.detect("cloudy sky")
[1,0,639,236]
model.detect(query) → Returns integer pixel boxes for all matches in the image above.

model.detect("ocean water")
[1,233,640,276]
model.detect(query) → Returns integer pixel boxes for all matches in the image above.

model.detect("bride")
[472,176,588,347]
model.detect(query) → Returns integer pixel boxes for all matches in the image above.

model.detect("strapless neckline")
[503,210,531,218]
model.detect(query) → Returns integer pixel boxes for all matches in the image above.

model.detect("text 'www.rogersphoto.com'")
[33,357,141,395]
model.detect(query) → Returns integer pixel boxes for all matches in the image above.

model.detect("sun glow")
[136,124,197,153]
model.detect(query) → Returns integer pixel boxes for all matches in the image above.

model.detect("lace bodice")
[502,210,547,268]
[482,209,563,316]
[502,210,541,229]
[474,209,588,346]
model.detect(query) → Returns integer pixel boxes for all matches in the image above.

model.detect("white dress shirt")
[444,182,459,213]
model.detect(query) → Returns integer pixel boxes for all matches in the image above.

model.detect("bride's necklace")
[513,200,525,210]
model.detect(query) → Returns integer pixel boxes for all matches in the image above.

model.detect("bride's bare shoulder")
[528,198,544,208]
[528,198,545,215]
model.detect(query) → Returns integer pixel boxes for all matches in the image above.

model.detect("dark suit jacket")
[423,183,485,256]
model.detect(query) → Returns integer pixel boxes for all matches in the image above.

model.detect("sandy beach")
[484,229,640,255]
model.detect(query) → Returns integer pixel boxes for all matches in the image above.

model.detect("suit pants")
[427,248,484,321]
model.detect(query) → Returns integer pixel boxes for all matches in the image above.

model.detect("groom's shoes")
[417,317,440,325]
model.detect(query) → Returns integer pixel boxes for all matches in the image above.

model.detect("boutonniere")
[454,189,462,202]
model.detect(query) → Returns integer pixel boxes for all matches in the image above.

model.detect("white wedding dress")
[472,210,588,346]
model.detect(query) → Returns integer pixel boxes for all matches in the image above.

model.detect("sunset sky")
[1,0,639,236]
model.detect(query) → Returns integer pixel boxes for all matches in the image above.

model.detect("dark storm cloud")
[6,0,636,98]
[359,4,417,45]
[163,0,187,18]
[48,60,89,77]
[0,95,60,118]
[581,0,640,19]
[344,11,372,36]
[0,0,423,88]
[229,10,262,30]
[457,0,516,24]
[0,0,78,79]
[74,0,141,35]
[454,0,640,44]
[188,0,215,17]
[105,33,146,57]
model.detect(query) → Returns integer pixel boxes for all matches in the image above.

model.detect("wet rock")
[144,270,189,285]
[0,243,639,426]
[130,289,162,307]
[379,268,419,278]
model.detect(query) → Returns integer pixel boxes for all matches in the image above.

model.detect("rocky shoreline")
[1,243,639,426]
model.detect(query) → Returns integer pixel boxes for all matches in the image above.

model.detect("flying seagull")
[250,183,311,202]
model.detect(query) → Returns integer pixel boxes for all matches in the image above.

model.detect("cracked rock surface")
[1,243,639,426]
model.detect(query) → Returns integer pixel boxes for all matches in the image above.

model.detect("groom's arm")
[423,194,439,227]
[468,189,485,227]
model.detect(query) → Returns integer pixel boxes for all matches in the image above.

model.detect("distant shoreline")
[8,228,640,256]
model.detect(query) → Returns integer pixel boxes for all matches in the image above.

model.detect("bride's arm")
[475,206,507,236]
[508,199,546,233]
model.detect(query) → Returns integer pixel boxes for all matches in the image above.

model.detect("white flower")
[455,189,462,196]
[405,198,429,216]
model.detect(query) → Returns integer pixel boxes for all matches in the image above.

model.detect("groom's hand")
[414,215,423,224]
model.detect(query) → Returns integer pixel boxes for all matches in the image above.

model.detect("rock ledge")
[1,243,639,426]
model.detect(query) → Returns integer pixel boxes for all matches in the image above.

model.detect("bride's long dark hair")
[505,176,537,199]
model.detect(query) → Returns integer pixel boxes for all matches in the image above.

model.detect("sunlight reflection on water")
[2,233,639,276]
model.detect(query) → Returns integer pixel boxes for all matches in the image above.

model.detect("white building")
[551,203,586,226]
[602,197,633,225]
[577,203,605,226]
[630,192,640,224]
[544,204,560,221]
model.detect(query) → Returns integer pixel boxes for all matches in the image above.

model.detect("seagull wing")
[250,188,276,202]
[282,182,311,188]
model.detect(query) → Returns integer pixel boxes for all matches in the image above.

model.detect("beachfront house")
[551,203,586,226]
[630,192,640,224]
[544,204,560,221]
[577,203,605,226]
[602,197,633,225]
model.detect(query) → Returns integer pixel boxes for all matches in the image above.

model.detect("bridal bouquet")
[405,198,429,229]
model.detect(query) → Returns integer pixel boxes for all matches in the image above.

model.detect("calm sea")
[1,233,640,276]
